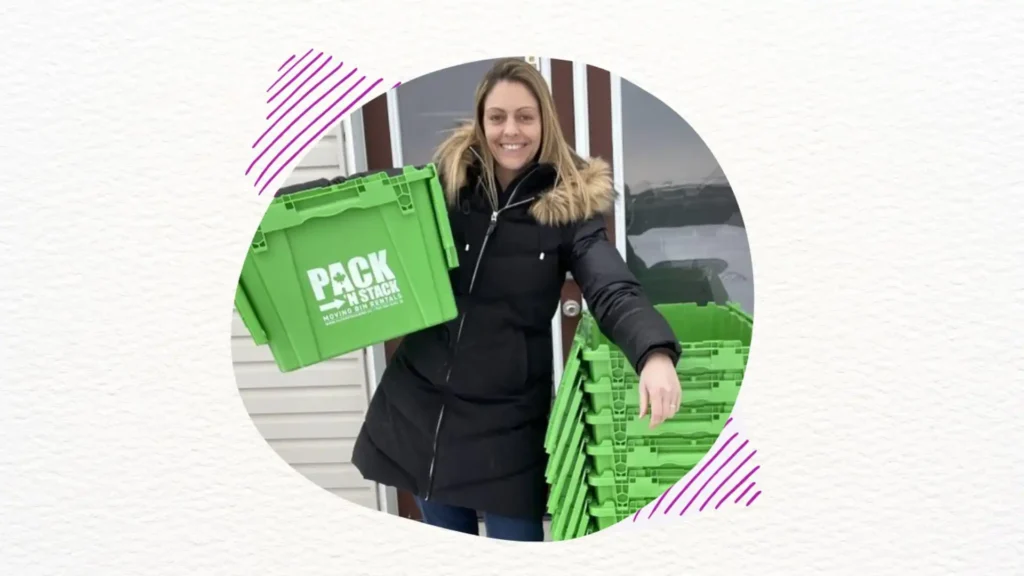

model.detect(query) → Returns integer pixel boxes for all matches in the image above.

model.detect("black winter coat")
[351,125,681,520]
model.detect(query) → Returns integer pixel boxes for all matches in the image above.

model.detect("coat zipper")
[423,167,539,501]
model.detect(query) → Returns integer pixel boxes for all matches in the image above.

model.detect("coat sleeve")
[564,215,682,373]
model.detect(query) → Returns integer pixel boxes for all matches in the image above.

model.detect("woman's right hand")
[637,352,682,428]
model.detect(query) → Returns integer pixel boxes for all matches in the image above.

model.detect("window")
[620,79,755,315]
[394,59,508,166]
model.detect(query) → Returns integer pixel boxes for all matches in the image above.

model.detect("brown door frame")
[553,61,615,364]
[360,92,424,521]
[550,59,582,361]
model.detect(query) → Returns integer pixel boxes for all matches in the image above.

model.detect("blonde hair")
[434,57,587,209]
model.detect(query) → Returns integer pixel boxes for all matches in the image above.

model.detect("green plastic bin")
[545,372,586,482]
[573,302,751,446]
[583,340,750,384]
[544,329,587,457]
[583,372,744,413]
[543,302,755,539]
[584,404,731,444]
[549,431,589,541]
[589,497,653,530]
[577,302,753,385]
[586,435,719,473]
[546,398,587,510]
[235,165,459,372]
[545,373,590,541]
[587,466,695,504]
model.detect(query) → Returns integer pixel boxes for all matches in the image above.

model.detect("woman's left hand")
[637,352,682,428]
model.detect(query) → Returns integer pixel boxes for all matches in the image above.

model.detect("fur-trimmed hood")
[433,123,616,226]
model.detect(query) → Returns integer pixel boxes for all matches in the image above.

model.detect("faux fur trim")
[433,123,615,226]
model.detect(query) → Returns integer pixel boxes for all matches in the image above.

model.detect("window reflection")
[621,80,754,315]
[395,59,505,167]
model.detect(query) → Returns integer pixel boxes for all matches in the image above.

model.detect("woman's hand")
[638,352,682,428]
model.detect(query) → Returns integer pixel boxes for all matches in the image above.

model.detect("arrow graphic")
[319,299,347,312]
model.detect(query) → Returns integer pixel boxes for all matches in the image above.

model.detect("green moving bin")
[544,301,754,541]
[235,165,460,372]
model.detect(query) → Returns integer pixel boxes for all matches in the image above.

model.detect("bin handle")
[234,283,268,345]
[282,180,399,226]
[425,171,460,269]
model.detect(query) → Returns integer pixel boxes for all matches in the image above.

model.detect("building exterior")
[231,57,754,526]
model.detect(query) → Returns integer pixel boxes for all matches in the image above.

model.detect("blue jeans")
[415,497,545,542]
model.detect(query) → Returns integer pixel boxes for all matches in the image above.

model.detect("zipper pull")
[485,211,498,237]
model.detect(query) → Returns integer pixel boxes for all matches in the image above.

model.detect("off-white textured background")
[3,0,1023,574]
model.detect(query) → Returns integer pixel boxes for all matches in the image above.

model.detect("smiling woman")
[231,55,756,544]
[350,58,683,543]
[433,60,588,223]
[482,81,541,182]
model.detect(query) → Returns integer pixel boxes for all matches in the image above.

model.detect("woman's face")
[482,80,542,178]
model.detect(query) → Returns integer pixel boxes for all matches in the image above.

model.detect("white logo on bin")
[307,250,403,325]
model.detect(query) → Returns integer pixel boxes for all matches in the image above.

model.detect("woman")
[352,58,683,542]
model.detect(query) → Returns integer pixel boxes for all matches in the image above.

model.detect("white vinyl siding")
[232,122,378,510]
[281,123,347,186]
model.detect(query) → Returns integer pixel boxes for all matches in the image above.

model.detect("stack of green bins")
[544,302,753,540]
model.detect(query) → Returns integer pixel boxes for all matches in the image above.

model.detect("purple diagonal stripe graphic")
[269,49,312,92]
[247,66,356,172]
[250,52,396,196]
[734,481,756,505]
[702,453,758,512]
[716,465,760,510]
[637,418,734,521]
[253,74,365,186]
[268,57,334,121]
[618,416,764,526]
[657,430,738,517]
[253,61,347,149]
[259,77,383,194]
[679,440,749,516]
[268,52,323,104]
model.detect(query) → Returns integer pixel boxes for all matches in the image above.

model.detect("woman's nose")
[503,118,519,135]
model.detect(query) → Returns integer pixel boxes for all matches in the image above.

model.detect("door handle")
[562,299,581,317]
